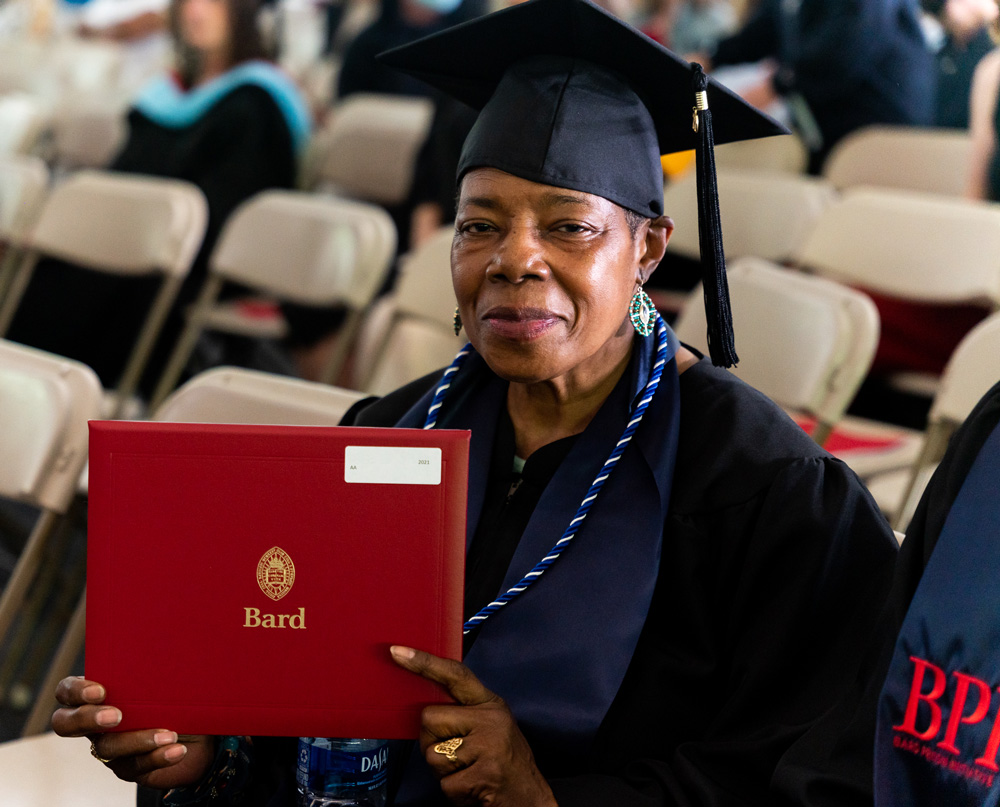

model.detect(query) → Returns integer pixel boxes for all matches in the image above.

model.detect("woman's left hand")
[390,646,557,807]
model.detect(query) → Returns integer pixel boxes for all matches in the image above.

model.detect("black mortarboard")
[378,0,789,367]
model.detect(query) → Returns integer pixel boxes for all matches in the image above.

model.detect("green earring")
[453,307,462,336]
[629,287,655,336]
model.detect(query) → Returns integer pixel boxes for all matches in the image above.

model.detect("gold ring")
[432,737,463,762]
[90,740,112,764]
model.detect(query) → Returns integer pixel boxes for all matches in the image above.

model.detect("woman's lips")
[481,307,560,340]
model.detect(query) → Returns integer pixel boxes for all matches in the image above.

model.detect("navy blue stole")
[876,421,1000,804]
[393,330,681,802]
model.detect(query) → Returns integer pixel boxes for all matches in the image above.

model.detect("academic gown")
[767,380,1000,806]
[149,355,898,807]
[6,79,300,392]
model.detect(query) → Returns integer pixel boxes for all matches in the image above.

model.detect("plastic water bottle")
[296,737,389,807]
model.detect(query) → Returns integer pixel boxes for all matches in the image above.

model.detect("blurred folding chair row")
[353,224,463,395]
[664,167,837,266]
[0,93,50,158]
[0,154,49,300]
[0,170,208,418]
[797,186,1000,407]
[304,93,434,206]
[674,256,880,447]
[866,312,1000,529]
[149,189,396,407]
[823,125,972,197]
[0,168,398,417]
[0,340,100,737]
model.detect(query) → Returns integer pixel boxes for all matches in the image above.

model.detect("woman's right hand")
[52,677,216,790]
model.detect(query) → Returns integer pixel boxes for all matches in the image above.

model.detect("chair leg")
[0,251,40,336]
[0,245,24,305]
[148,275,224,413]
[22,589,86,737]
[0,510,74,702]
[111,275,184,418]
[12,543,84,713]
[0,509,60,643]
[811,419,834,448]
[318,307,363,385]
[891,421,955,532]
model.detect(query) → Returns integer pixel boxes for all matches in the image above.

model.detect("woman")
[7,0,310,392]
[53,1,898,804]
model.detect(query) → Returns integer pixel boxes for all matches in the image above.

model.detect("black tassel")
[691,63,738,368]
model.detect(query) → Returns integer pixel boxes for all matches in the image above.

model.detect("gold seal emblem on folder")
[257,546,295,601]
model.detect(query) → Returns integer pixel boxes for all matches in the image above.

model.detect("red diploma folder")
[87,421,469,738]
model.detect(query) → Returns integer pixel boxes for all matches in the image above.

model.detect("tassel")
[691,63,738,368]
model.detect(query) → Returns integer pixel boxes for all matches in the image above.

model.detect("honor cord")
[423,316,669,634]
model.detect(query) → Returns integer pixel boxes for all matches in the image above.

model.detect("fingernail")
[82,684,105,702]
[164,745,187,762]
[96,708,121,727]
[154,731,177,747]
[390,645,415,661]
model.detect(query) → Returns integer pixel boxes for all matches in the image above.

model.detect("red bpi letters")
[895,656,1000,771]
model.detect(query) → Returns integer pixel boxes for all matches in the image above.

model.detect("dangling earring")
[453,307,463,336]
[629,286,655,336]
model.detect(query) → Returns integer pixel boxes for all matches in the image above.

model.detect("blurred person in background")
[335,0,484,99]
[966,1,1000,198]
[924,0,997,128]
[6,0,312,393]
[698,0,935,172]
[639,0,738,53]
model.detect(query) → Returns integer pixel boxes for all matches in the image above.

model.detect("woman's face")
[452,167,669,388]
[177,0,231,55]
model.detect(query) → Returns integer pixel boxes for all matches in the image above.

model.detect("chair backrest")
[713,133,809,174]
[307,93,434,205]
[663,169,837,263]
[392,225,456,325]
[823,126,972,197]
[27,170,208,277]
[0,155,48,245]
[796,188,1000,305]
[0,93,49,157]
[211,190,396,309]
[890,312,1000,530]
[50,100,128,171]
[0,339,101,513]
[931,312,1000,426]
[154,366,367,425]
[674,257,880,433]
[357,225,464,394]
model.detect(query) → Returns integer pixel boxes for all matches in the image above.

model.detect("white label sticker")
[344,446,442,485]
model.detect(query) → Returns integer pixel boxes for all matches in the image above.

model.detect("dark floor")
[0,497,87,742]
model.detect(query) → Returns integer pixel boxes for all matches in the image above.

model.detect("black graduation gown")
[6,83,297,391]
[147,359,897,807]
[768,380,1000,806]
[361,360,895,805]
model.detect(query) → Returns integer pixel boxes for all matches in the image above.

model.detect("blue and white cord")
[423,316,669,634]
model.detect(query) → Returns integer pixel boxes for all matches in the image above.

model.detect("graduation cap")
[378,0,789,367]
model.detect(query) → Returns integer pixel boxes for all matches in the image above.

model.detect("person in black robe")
[336,0,482,101]
[6,0,311,394]
[52,1,898,804]
[770,380,1000,806]
[704,0,935,172]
